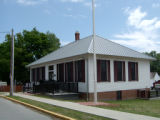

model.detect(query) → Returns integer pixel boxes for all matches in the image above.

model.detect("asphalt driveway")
[0,97,59,120]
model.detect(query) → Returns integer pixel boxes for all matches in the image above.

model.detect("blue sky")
[1,0,160,52]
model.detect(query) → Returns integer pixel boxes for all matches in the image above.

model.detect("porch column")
[45,65,48,81]
[110,60,114,83]
[54,64,57,81]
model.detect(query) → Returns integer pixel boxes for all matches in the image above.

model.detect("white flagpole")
[92,0,97,103]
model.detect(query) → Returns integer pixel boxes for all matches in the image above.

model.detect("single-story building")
[27,32,155,100]
[150,72,160,88]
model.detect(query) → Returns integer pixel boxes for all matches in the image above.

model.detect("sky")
[0,0,160,52]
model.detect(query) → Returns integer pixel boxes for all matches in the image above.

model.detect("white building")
[27,32,155,100]
[150,72,160,88]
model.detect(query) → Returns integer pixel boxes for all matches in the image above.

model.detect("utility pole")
[92,0,97,103]
[10,29,14,96]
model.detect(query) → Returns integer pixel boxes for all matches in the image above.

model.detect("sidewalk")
[13,93,159,120]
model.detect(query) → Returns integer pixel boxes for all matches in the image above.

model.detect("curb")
[0,95,76,120]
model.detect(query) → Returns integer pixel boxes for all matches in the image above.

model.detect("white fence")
[0,82,7,86]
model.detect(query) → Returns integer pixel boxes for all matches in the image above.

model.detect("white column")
[125,61,128,82]
[45,65,48,81]
[110,60,114,83]
[54,64,57,81]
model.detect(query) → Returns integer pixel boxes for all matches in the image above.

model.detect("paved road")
[0,97,59,120]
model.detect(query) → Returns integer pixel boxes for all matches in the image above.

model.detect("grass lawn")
[99,99,160,118]
[33,94,86,102]
[8,96,111,120]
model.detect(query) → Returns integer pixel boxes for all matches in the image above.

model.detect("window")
[65,62,73,82]
[57,63,64,82]
[48,65,54,80]
[128,62,138,81]
[32,68,36,82]
[31,67,45,82]
[97,60,110,82]
[114,61,125,81]
[75,60,85,82]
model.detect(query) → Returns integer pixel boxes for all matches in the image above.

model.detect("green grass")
[34,94,86,102]
[8,96,111,120]
[99,99,160,118]
[30,94,160,118]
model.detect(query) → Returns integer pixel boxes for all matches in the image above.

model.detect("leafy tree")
[0,28,60,84]
[145,51,160,75]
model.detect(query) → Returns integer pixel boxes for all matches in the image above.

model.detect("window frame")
[128,62,138,81]
[114,61,125,82]
[65,62,74,83]
[97,59,110,82]
[75,60,85,82]
[48,65,54,80]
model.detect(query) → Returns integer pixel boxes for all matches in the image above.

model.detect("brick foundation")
[0,86,23,92]
[79,88,150,101]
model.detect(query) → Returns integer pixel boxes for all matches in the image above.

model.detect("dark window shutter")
[61,64,64,82]
[37,68,40,81]
[57,64,59,81]
[75,61,78,82]
[136,62,138,81]
[123,62,125,81]
[42,67,45,80]
[114,61,117,82]
[82,60,85,82]
[57,63,64,82]
[107,60,110,82]
[128,62,131,81]
[71,62,73,82]
[97,60,101,82]
[65,63,67,82]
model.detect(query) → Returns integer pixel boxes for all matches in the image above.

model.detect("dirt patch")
[78,102,119,107]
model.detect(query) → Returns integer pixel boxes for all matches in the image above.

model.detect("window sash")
[114,61,125,82]
[75,60,85,82]
[97,60,110,82]
[128,62,138,81]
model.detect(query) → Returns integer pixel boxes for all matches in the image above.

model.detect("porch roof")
[27,35,155,67]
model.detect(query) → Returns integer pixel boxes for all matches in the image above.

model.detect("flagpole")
[92,0,97,103]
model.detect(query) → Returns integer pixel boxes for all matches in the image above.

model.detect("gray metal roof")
[27,35,155,67]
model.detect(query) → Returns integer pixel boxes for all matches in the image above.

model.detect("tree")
[145,51,160,75]
[0,28,60,84]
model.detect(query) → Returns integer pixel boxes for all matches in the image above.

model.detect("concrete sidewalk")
[13,93,159,120]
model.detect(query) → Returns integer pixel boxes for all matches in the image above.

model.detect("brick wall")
[79,89,150,101]
[0,86,22,92]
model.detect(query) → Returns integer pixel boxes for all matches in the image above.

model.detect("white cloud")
[44,9,51,15]
[60,0,99,8]
[16,0,48,6]
[83,2,99,8]
[60,0,83,3]
[127,7,147,28]
[152,3,160,8]
[113,7,160,52]
[64,14,86,19]
[61,41,70,46]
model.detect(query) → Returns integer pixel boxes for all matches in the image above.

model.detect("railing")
[32,80,78,94]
